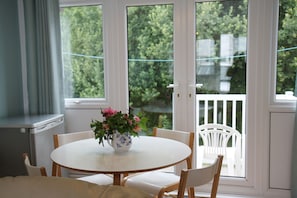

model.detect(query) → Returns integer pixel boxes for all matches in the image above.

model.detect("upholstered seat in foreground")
[0,176,152,198]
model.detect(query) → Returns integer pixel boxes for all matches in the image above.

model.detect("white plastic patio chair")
[196,124,241,176]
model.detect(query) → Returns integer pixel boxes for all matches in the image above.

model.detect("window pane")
[196,0,247,95]
[276,0,297,99]
[127,5,174,133]
[195,0,248,178]
[60,5,104,98]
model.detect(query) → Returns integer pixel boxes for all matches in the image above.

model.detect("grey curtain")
[23,0,64,114]
[291,74,297,197]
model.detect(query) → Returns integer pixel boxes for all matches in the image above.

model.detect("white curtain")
[22,0,64,114]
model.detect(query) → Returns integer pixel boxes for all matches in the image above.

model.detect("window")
[60,5,105,100]
[195,0,247,178]
[196,0,247,95]
[127,4,174,131]
[58,1,291,196]
[276,0,297,100]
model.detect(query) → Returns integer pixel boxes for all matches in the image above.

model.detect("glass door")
[195,0,247,177]
[125,0,247,178]
[127,4,174,134]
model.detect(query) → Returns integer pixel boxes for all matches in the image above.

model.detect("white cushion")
[0,176,152,198]
[124,171,180,195]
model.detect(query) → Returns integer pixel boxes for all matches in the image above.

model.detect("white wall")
[270,113,294,190]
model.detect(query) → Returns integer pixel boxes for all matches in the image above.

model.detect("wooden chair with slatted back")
[23,153,47,176]
[176,155,224,198]
[52,131,113,185]
[122,127,194,198]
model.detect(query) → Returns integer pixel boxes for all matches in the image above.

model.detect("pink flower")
[133,125,141,132]
[102,107,117,118]
[103,123,110,130]
[134,116,140,122]
[128,119,132,125]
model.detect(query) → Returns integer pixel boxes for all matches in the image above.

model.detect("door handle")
[166,83,179,88]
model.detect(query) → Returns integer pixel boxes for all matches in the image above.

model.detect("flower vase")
[108,131,132,153]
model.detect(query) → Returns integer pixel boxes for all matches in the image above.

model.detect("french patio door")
[125,1,195,134]
[125,0,247,178]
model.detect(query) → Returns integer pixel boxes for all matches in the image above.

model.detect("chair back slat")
[52,131,95,176]
[23,153,47,176]
[153,127,194,171]
[54,131,94,148]
[177,155,223,198]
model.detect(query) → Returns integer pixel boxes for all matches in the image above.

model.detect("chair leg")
[52,162,62,177]
[188,187,195,198]
[158,190,166,198]
[52,162,57,176]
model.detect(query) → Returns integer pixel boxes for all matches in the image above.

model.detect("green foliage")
[127,5,173,108]
[60,6,104,98]
[127,5,174,130]
[227,52,246,94]
[277,0,297,93]
[196,1,247,40]
[61,1,297,131]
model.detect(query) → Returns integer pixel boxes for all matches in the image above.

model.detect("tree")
[60,6,104,98]
[60,1,297,131]
[227,52,246,94]
[127,5,174,130]
[277,0,297,94]
[195,0,247,94]
[127,5,173,107]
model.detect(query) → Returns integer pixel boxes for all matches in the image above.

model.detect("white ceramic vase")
[108,130,132,153]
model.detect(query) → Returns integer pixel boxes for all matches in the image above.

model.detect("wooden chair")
[122,127,194,198]
[23,153,47,176]
[197,124,241,176]
[52,131,113,185]
[176,155,223,198]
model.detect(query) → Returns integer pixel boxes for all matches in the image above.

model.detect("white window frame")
[268,0,297,109]
[59,0,292,197]
[60,0,127,110]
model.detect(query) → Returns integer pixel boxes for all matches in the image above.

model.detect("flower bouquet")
[90,107,146,147]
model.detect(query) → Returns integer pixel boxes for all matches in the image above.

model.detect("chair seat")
[123,128,194,198]
[124,171,180,195]
[76,174,113,185]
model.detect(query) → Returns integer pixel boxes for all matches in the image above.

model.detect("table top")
[50,136,191,174]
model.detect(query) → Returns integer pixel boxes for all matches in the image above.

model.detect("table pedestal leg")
[113,173,121,185]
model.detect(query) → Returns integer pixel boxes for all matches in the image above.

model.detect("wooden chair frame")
[123,127,194,198]
[52,131,94,176]
[51,131,113,185]
[177,155,224,198]
[23,153,47,176]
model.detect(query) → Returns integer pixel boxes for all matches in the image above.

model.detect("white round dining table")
[50,136,191,185]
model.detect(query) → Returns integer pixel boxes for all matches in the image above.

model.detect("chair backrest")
[153,127,194,170]
[177,155,223,198]
[52,131,94,176]
[23,153,47,176]
[197,124,241,158]
[53,131,94,148]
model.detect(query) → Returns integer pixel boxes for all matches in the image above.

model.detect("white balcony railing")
[196,94,246,132]
[196,94,246,177]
